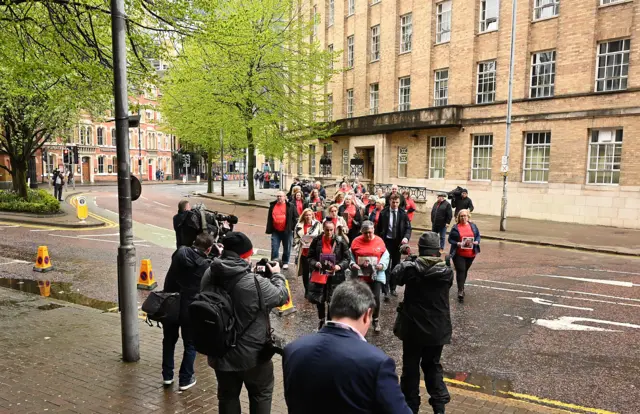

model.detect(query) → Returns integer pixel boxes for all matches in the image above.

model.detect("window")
[327,94,333,121]
[346,89,354,118]
[328,0,334,26]
[480,0,499,33]
[112,156,118,174]
[429,137,447,179]
[146,110,153,123]
[596,39,630,92]
[312,5,318,37]
[369,83,379,115]
[328,44,334,70]
[472,134,493,180]
[436,1,452,44]
[372,0,380,4]
[533,0,559,20]
[398,77,411,111]
[397,147,408,178]
[46,153,54,174]
[309,145,316,175]
[87,127,92,145]
[531,51,556,98]
[601,0,625,3]
[523,132,551,183]
[348,0,355,16]
[400,14,412,53]
[111,128,116,146]
[297,150,303,175]
[98,156,105,174]
[434,69,449,106]
[477,61,496,104]
[324,144,333,161]
[371,25,380,62]
[96,128,104,146]
[347,36,354,68]
[342,149,349,175]
[588,129,622,184]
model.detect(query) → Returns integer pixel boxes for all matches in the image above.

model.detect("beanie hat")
[418,232,441,256]
[222,232,253,259]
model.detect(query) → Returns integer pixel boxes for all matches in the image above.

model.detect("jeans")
[271,231,292,264]
[400,342,450,414]
[432,226,447,250]
[384,238,401,291]
[453,255,475,292]
[54,184,63,201]
[162,321,196,385]
[215,360,275,414]
[300,254,310,296]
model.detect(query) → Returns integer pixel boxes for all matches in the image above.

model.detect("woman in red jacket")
[402,191,417,222]
[447,209,481,302]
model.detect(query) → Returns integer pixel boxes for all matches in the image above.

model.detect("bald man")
[266,191,299,269]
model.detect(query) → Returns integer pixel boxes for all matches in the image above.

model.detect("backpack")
[188,274,261,358]
[141,291,180,326]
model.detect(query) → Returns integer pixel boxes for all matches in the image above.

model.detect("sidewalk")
[0,286,567,414]
[196,186,640,256]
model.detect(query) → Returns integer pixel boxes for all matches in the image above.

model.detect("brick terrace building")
[285,0,640,229]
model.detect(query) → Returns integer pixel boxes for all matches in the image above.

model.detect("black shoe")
[390,289,398,297]
[458,289,464,302]
[178,376,196,391]
[384,295,390,303]
[317,318,325,331]
[373,319,381,333]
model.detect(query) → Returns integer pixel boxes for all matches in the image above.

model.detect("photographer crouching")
[391,232,453,414]
[200,232,289,414]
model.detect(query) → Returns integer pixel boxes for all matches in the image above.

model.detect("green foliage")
[0,189,61,214]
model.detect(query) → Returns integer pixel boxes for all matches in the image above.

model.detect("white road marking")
[517,297,593,311]
[0,259,30,266]
[77,233,120,238]
[48,233,148,246]
[30,229,55,232]
[0,225,20,228]
[475,279,640,303]
[535,274,638,288]
[534,316,640,332]
[152,232,168,237]
[558,265,640,276]
[153,201,171,208]
[504,314,524,321]
[146,224,170,230]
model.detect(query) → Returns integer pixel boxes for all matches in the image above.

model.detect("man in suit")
[282,280,412,414]
[431,193,453,252]
[375,194,411,298]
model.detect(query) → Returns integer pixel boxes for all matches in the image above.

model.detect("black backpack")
[189,274,261,358]
[141,291,180,326]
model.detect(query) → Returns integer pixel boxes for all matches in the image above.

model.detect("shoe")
[384,295,390,303]
[163,378,174,386]
[458,289,465,302]
[373,319,381,333]
[390,289,398,297]
[178,377,197,391]
[283,264,289,270]
[317,318,325,331]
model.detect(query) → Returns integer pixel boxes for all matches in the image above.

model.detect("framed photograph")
[357,256,378,277]
[319,253,336,273]
[301,235,314,249]
[461,237,474,249]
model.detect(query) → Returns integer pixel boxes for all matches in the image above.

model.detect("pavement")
[0,285,569,414]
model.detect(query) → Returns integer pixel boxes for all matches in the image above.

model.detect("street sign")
[76,196,88,221]
[500,165,509,173]
[501,155,509,165]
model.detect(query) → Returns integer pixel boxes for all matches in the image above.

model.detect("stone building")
[285,0,640,229]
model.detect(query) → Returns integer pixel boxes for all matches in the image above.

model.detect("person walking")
[173,200,191,249]
[266,191,298,270]
[324,204,348,240]
[292,191,306,217]
[201,232,289,414]
[263,170,271,189]
[338,195,362,244]
[52,168,65,201]
[385,184,406,210]
[314,181,327,199]
[162,233,214,390]
[392,232,454,414]
[294,208,322,298]
[431,193,452,253]
[448,209,480,302]
[253,170,260,188]
[349,221,390,333]
[369,198,384,227]
[454,189,474,218]
[375,194,411,298]
[307,220,350,330]
[365,195,377,218]
[283,280,412,414]
[403,191,417,222]
[258,171,264,189]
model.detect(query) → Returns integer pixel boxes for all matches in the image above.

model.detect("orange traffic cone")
[276,279,296,316]
[33,246,53,273]
[37,280,51,297]
[137,259,157,290]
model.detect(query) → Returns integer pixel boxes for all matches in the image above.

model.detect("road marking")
[153,201,171,208]
[497,390,618,414]
[475,279,640,303]
[152,232,168,237]
[48,233,148,246]
[0,259,30,266]
[517,297,593,311]
[0,225,20,228]
[30,229,55,232]
[77,233,120,238]
[559,265,640,276]
[535,274,638,288]
[146,224,170,230]
[534,316,640,332]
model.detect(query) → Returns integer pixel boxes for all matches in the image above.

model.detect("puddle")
[0,277,116,311]
[445,371,512,396]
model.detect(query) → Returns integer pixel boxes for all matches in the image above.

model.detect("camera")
[254,258,281,278]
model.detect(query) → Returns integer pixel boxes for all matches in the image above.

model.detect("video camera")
[254,258,282,278]
[447,186,465,209]
[178,203,239,253]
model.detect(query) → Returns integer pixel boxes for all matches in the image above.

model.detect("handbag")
[310,270,328,284]
[141,291,180,327]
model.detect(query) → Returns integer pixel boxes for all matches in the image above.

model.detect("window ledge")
[435,40,450,46]
[477,29,498,36]
[370,0,381,5]
[399,50,412,56]
[532,15,558,24]
[594,87,628,94]
[599,0,633,8]
[370,58,380,64]
[346,12,354,18]
[585,183,620,187]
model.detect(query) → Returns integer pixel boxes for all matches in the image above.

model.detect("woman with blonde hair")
[333,191,346,208]
[294,208,322,297]
[447,209,481,303]
[338,195,363,244]
[324,204,349,243]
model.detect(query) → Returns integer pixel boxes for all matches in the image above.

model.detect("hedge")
[0,189,61,214]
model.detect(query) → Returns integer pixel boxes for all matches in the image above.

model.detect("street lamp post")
[138,107,142,181]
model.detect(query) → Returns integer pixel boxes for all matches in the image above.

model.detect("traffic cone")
[276,279,296,316]
[37,280,51,297]
[33,246,53,273]
[137,259,157,290]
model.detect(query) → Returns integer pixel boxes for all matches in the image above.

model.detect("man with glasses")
[266,191,299,270]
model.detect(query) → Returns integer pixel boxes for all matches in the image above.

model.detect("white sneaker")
[282,264,289,270]
[163,379,174,386]
[179,377,197,391]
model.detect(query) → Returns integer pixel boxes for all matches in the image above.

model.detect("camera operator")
[391,232,453,414]
[201,232,289,414]
[173,200,191,249]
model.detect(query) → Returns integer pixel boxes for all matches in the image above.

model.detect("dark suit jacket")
[283,324,412,414]
[375,208,411,242]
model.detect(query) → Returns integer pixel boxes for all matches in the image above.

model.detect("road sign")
[500,165,509,173]
[76,196,88,221]
[501,155,509,165]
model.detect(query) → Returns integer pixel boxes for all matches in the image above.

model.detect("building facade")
[286,0,640,229]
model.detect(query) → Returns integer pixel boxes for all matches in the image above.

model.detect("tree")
[160,0,337,200]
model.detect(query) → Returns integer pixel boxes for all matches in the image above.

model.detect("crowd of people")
[164,180,480,414]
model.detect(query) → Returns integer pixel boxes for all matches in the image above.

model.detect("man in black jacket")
[431,193,452,252]
[384,184,406,210]
[52,168,65,201]
[266,191,299,270]
[375,194,411,297]
[392,232,453,414]
[162,232,214,390]
[173,200,191,248]
[454,189,474,218]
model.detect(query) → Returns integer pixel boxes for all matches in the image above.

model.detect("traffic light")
[73,146,79,164]
[63,149,69,164]
[184,154,191,166]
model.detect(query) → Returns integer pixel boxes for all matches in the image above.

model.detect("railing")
[372,183,447,202]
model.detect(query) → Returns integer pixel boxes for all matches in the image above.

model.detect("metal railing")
[371,183,447,202]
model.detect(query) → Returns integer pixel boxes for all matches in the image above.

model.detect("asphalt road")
[0,184,638,413]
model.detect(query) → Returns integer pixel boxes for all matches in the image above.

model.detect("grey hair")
[329,280,376,320]
[360,220,374,232]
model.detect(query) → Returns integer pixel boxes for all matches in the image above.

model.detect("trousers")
[270,231,292,264]
[54,184,63,201]
[384,238,401,291]
[453,255,475,291]
[400,342,450,414]
[215,360,275,414]
[432,226,447,250]
[162,321,196,385]
[366,281,382,319]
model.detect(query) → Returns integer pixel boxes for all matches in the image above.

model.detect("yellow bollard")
[33,246,54,273]
[137,259,157,290]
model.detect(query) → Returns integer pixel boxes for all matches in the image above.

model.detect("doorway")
[81,157,90,183]
[148,159,154,181]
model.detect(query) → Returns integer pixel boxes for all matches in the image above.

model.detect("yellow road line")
[498,391,618,414]
[443,378,481,388]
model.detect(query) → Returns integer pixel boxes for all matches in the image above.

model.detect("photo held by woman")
[325,204,349,242]
[447,209,481,303]
[294,208,322,298]
[338,195,363,245]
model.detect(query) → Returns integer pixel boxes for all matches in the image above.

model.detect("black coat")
[454,197,474,216]
[392,256,453,345]
[307,234,350,305]
[375,208,412,242]
[173,211,190,248]
[163,246,212,323]
[431,200,452,230]
[266,200,299,234]
[384,193,406,210]
[338,203,363,242]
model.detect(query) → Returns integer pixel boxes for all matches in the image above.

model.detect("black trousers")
[215,360,275,414]
[384,238,401,291]
[400,342,450,414]
[366,281,382,319]
[317,303,331,320]
[453,255,475,291]
[300,254,310,296]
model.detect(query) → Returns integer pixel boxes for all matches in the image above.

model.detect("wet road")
[0,184,638,413]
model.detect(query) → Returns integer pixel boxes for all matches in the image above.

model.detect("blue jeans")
[271,231,292,264]
[432,226,447,250]
[162,321,196,385]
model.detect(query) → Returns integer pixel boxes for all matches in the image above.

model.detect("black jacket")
[164,246,212,322]
[266,200,299,234]
[392,256,453,345]
[307,234,350,283]
[173,211,190,248]
[318,187,327,199]
[375,208,412,242]
[201,251,289,371]
[52,170,65,186]
[384,193,406,210]
[431,200,452,230]
[338,203,363,241]
[454,197,474,216]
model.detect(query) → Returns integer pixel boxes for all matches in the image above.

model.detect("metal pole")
[500,0,517,232]
[111,0,139,362]
[138,106,142,181]
[243,148,247,187]
[220,129,225,197]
